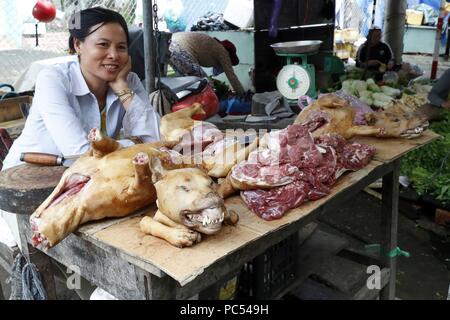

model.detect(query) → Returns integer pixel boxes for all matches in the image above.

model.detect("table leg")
[380,159,400,300]
[16,214,57,300]
[0,279,4,300]
[135,267,177,300]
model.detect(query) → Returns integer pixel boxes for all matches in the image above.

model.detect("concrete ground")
[403,53,450,79]
[318,191,450,300]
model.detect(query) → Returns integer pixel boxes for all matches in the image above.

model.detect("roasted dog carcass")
[160,103,222,148]
[294,94,428,139]
[140,157,238,247]
[30,128,178,250]
[160,103,257,178]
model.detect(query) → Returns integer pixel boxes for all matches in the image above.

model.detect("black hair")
[367,27,381,42]
[68,7,129,54]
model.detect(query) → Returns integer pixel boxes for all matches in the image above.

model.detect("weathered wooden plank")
[77,207,153,236]
[380,159,400,300]
[91,160,393,291]
[0,164,66,214]
[351,130,441,163]
[17,215,149,300]
[93,212,262,287]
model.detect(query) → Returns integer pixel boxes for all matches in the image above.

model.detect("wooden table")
[0,130,440,300]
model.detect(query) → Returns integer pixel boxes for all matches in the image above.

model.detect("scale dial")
[276,64,311,100]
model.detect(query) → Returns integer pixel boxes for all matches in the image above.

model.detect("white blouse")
[2,59,160,170]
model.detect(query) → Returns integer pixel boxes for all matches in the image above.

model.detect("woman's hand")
[109,56,132,94]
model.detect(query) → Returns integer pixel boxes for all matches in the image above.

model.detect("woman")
[2,7,160,170]
[169,32,245,95]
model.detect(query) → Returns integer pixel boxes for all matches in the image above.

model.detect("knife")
[20,152,79,167]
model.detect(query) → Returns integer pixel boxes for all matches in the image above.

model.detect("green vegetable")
[401,110,450,204]
[381,85,401,97]
[366,78,382,92]
[372,92,394,103]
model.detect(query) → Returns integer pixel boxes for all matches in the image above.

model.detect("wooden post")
[380,159,400,300]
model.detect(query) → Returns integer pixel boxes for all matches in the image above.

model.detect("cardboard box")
[0,96,32,122]
[406,9,424,26]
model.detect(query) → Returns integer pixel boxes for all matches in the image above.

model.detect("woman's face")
[74,22,128,84]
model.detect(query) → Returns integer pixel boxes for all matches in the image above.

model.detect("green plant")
[401,110,450,204]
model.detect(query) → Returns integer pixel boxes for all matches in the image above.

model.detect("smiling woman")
[1,7,161,170]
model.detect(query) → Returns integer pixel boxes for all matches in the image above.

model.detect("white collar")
[70,60,91,96]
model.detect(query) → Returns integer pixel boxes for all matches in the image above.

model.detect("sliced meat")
[231,161,300,189]
[256,124,323,168]
[241,180,310,221]
[315,134,375,171]
[340,143,376,170]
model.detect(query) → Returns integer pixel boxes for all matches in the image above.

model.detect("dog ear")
[150,156,168,183]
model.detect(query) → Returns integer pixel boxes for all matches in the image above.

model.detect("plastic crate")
[199,271,240,300]
[238,232,298,299]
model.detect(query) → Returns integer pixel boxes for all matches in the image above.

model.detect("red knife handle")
[20,152,62,166]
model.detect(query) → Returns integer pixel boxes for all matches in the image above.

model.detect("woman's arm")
[120,72,161,143]
[35,68,91,156]
[217,51,245,95]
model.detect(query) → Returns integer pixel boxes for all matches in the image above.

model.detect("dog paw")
[171,228,202,248]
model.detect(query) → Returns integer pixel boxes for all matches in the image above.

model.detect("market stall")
[1,0,447,302]
[0,130,440,299]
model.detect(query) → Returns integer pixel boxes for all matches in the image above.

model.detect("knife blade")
[20,152,79,167]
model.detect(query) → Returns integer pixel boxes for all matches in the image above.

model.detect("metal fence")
[0,0,138,87]
[0,0,231,87]
[336,0,386,36]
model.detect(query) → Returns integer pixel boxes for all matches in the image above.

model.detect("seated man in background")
[356,27,395,77]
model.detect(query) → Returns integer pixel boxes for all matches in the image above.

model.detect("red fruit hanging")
[32,0,56,23]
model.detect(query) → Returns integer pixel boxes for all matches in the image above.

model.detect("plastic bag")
[164,0,187,32]
[382,71,399,86]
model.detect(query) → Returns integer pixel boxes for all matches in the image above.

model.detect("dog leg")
[140,215,201,248]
